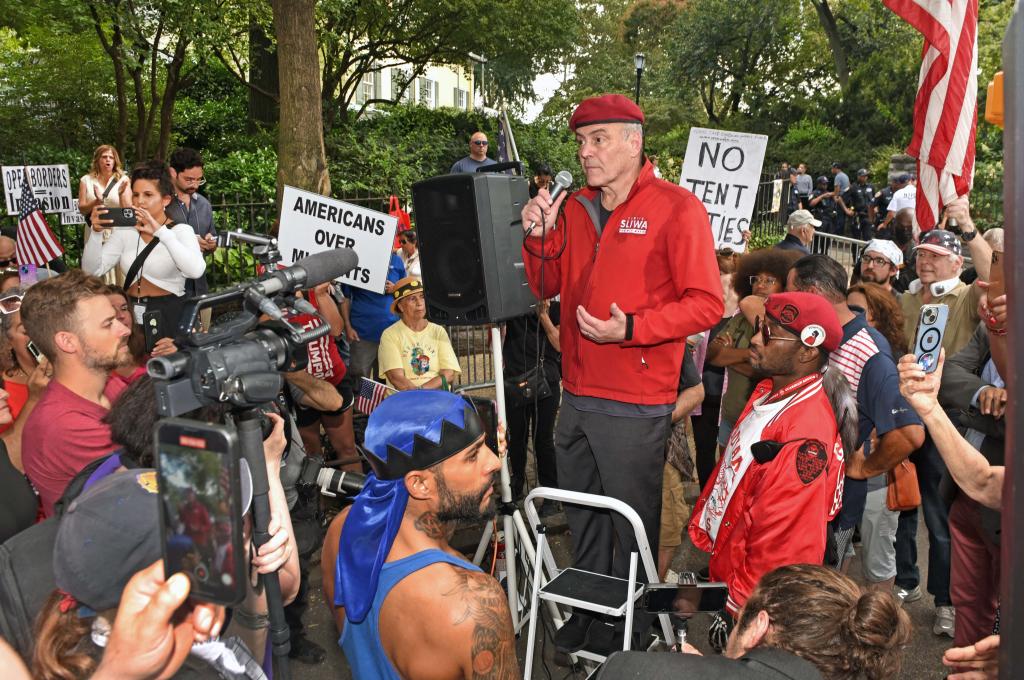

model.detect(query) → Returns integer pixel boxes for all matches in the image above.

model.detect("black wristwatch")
[961,228,977,242]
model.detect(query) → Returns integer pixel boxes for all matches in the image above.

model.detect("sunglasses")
[0,294,23,315]
[472,140,489,146]
[399,240,410,245]
[753,316,798,344]
[0,258,15,268]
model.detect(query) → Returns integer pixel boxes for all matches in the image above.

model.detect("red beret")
[569,94,645,131]
[764,292,842,353]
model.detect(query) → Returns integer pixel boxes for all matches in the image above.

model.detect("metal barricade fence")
[812,232,869,274]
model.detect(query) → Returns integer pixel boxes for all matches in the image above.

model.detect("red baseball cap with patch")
[569,94,645,131]
[764,291,842,353]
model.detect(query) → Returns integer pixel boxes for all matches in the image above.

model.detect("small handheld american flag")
[355,377,395,415]
[16,170,64,266]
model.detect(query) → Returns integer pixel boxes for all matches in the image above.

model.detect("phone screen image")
[157,438,244,605]
[642,583,729,615]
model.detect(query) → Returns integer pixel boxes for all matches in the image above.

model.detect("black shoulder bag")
[122,236,161,293]
[504,315,552,410]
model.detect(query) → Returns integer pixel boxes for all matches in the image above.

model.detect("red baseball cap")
[764,292,842,353]
[569,94,645,131]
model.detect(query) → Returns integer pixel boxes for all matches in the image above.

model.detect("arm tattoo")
[443,571,520,680]
[413,511,452,540]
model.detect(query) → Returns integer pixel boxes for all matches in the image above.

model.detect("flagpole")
[501,108,520,163]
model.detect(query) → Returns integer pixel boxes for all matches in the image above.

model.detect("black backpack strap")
[122,236,161,293]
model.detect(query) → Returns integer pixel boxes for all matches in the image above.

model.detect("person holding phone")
[82,160,206,341]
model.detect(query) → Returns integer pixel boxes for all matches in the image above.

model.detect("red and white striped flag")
[884,0,978,230]
[15,170,64,265]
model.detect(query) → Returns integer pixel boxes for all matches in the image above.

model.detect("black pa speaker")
[412,173,536,325]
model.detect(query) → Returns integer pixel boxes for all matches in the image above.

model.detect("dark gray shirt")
[173,192,216,296]
[449,156,497,174]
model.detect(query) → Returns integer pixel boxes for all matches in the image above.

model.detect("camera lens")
[924,309,937,325]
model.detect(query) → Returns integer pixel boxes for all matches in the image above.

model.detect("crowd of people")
[0,91,1011,680]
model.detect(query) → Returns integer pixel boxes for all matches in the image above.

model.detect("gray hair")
[983,228,1004,252]
[621,122,643,141]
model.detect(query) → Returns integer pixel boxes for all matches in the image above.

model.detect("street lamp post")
[634,53,645,103]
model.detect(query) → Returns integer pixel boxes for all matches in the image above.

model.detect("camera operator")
[31,470,274,680]
[597,564,910,680]
[20,269,130,516]
[322,390,519,680]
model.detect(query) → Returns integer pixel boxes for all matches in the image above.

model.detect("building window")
[360,71,375,104]
[417,76,436,108]
[454,87,468,110]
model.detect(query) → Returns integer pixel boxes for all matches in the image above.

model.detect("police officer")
[848,169,876,241]
[873,178,897,239]
[808,175,838,235]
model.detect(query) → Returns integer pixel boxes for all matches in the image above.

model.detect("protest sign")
[277,185,398,293]
[679,128,768,252]
[2,165,74,216]
[61,199,87,226]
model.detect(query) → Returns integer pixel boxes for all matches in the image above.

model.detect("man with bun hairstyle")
[521,92,722,652]
[689,292,847,618]
[322,390,518,680]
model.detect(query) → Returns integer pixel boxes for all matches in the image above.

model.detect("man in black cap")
[322,390,518,680]
[520,93,723,652]
[808,176,837,235]
[848,169,876,240]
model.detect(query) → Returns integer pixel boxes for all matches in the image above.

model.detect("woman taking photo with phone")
[82,160,206,340]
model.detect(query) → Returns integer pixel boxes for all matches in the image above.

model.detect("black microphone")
[528,170,574,233]
[257,248,359,297]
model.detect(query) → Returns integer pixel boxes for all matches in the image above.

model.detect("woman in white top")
[82,160,206,341]
[79,145,132,285]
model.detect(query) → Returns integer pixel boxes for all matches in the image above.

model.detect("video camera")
[147,248,358,416]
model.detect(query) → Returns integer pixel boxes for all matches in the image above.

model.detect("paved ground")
[293,498,952,679]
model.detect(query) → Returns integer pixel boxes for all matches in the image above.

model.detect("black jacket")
[597,648,824,680]
[774,233,810,255]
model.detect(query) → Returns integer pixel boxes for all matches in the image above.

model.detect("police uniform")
[809,182,838,235]
[850,180,876,241]
[873,186,895,237]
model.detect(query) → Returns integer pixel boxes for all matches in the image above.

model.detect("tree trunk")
[271,0,330,203]
[156,39,189,160]
[810,0,850,93]
[248,21,279,130]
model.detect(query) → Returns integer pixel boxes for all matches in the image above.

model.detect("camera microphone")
[257,248,359,297]
[527,170,574,233]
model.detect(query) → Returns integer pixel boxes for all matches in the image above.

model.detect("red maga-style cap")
[569,94,645,131]
[764,292,842,353]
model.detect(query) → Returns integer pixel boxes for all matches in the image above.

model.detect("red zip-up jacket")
[522,161,723,405]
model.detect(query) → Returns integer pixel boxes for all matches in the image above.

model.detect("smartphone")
[18,264,37,288]
[156,419,246,606]
[913,303,949,373]
[143,310,163,354]
[464,396,498,454]
[641,582,730,615]
[99,207,139,227]
[987,250,1005,308]
[26,340,42,364]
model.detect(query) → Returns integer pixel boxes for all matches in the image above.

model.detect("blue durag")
[334,390,474,623]
[334,472,408,623]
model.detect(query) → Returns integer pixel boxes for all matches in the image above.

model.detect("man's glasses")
[749,275,778,287]
[472,140,489,146]
[181,176,206,186]
[861,256,891,267]
[753,316,798,344]
[0,294,23,315]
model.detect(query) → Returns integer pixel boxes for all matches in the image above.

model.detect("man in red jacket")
[689,292,846,618]
[521,93,723,652]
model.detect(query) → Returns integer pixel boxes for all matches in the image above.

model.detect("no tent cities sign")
[2,165,74,216]
[679,128,768,252]
[277,185,398,294]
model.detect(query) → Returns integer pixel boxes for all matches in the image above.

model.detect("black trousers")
[128,293,187,340]
[691,395,722,490]
[507,391,559,498]
[555,401,671,581]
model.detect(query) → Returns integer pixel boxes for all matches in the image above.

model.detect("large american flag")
[16,171,64,265]
[355,377,395,415]
[884,0,978,230]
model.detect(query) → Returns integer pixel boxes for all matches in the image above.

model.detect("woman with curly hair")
[707,248,803,454]
[848,282,908,356]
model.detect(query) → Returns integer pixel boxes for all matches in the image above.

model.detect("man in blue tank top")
[322,390,519,679]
